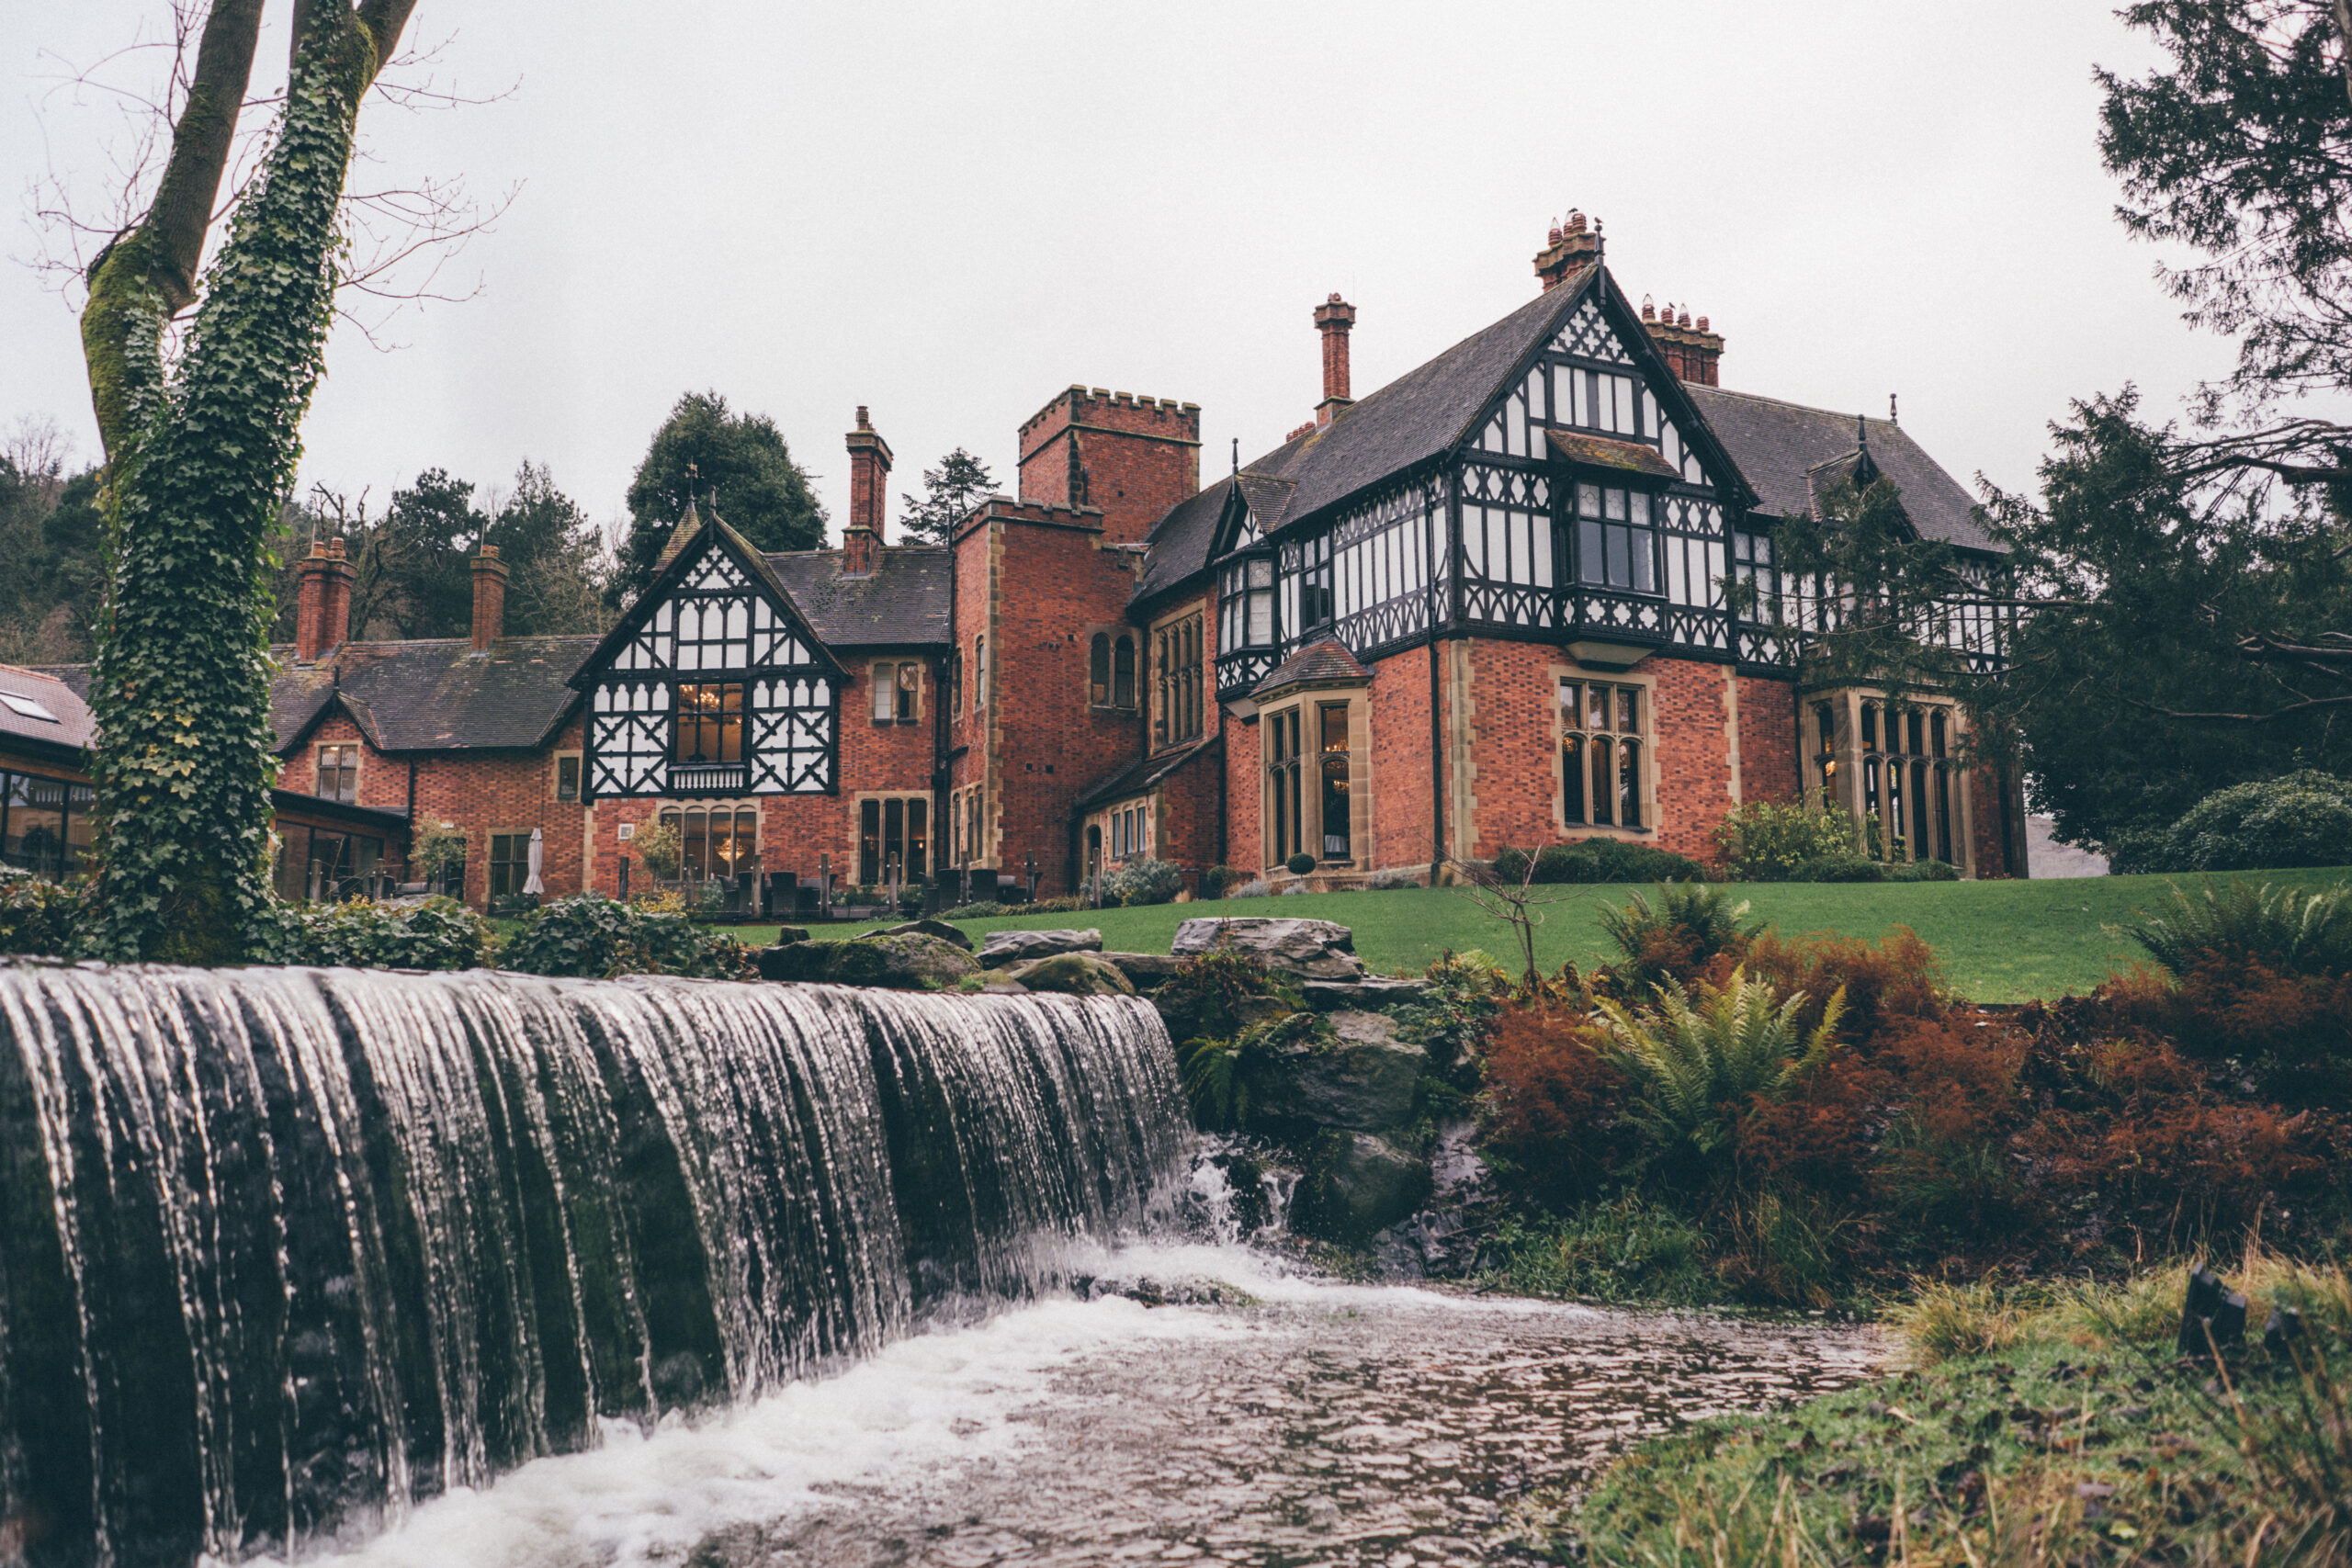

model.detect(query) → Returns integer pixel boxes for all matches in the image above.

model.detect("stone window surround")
[1549,659,1657,840]
[1258,682,1371,874]
[1807,685,1975,874]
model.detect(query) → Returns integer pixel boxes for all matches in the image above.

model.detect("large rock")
[1244,1010,1426,1134]
[1294,1132,1432,1243]
[860,919,972,951]
[1302,975,1429,1010]
[756,932,978,989]
[977,928,1102,966]
[1101,952,1186,991]
[1171,917,1363,980]
[1005,951,1136,997]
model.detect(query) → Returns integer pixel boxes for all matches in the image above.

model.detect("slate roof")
[0,664,96,754]
[279,637,594,752]
[1134,477,1236,604]
[40,636,594,755]
[1071,732,1221,811]
[1684,387,2000,552]
[1253,637,1371,696]
[763,545,953,648]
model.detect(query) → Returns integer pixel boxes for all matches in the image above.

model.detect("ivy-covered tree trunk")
[79,1,413,963]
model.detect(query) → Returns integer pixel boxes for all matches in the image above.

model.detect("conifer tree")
[899,448,998,546]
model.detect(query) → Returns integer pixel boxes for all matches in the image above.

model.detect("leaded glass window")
[1559,678,1646,829]
[1575,483,1658,592]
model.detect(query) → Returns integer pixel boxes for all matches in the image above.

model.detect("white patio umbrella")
[524,827,545,896]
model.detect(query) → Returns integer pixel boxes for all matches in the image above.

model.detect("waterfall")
[0,964,1185,1568]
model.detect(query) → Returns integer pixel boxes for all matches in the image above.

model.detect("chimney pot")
[1695,314,1708,333]
[469,547,509,655]
[1642,296,1657,321]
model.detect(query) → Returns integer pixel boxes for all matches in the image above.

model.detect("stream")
[284,1241,1881,1568]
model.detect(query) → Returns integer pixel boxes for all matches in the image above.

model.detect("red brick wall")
[1153,741,1225,874]
[1366,647,1438,872]
[1969,761,2023,878]
[1737,673,1803,806]
[1016,388,1202,546]
[1222,713,1261,874]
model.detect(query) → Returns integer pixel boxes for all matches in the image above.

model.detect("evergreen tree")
[898,448,997,546]
[379,468,486,638]
[612,391,825,605]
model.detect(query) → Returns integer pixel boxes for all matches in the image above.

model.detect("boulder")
[1302,975,1429,1010]
[1293,1132,1431,1243]
[756,932,979,990]
[1171,917,1363,980]
[1243,1010,1425,1133]
[1152,987,1294,1047]
[1101,952,1186,991]
[859,919,972,950]
[977,928,1102,967]
[1005,951,1136,997]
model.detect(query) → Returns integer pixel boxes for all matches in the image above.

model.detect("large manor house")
[0,218,2024,908]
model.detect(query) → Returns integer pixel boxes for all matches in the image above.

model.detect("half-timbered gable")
[574,516,842,800]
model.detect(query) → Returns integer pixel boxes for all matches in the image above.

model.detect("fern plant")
[1592,965,1846,1175]
[1597,881,1761,993]
[2123,878,2352,978]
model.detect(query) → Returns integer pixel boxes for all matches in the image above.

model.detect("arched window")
[1113,635,1136,709]
[1090,634,1111,706]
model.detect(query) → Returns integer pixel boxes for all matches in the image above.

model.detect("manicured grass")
[728,866,2352,1003]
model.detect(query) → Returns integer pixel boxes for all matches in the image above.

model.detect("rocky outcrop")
[1302,976,1428,1010]
[1293,1132,1431,1243]
[1101,952,1186,991]
[860,919,972,950]
[756,931,979,989]
[1170,917,1363,981]
[978,928,1102,967]
[1005,951,1136,997]
[1244,1010,1425,1134]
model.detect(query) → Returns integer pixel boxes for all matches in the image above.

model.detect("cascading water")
[0,964,1184,1568]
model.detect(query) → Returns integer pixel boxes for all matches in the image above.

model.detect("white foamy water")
[272,1242,1882,1568]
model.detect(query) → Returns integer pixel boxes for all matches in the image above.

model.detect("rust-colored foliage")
[1479,1003,1630,1207]
[1740,924,1945,1043]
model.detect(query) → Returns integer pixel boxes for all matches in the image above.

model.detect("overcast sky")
[3,1,2227,544]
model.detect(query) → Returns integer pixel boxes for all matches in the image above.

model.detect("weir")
[0,965,1184,1567]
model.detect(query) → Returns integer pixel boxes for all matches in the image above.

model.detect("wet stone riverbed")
[304,1242,1880,1568]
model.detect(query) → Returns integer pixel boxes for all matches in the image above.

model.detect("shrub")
[630,820,684,881]
[409,821,467,890]
[939,900,1008,919]
[1202,864,1250,897]
[0,872,82,957]
[501,893,752,980]
[2164,771,2352,872]
[1396,949,1510,1072]
[1490,846,1533,885]
[1521,839,1708,885]
[1598,882,1760,995]
[2124,878,2352,978]
[1791,854,1884,882]
[1591,965,1846,1180]
[264,896,495,971]
[1740,924,1946,1042]
[1155,943,1298,1042]
[1887,858,1961,882]
[1366,866,1422,890]
[1226,879,1272,898]
[1712,795,1865,882]
[1479,1003,1630,1206]
[1284,852,1317,876]
[1102,856,1184,907]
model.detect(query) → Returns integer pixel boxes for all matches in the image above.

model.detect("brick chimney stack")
[1641,299,1726,387]
[843,404,891,576]
[294,536,355,664]
[1314,293,1357,426]
[1533,211,1601,291]
[469,546,509,654]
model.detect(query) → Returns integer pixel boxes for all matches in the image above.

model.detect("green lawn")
[731,866,2352,1003]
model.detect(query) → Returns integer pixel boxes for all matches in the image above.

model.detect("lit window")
[673,682,743,762]
[1318,705,1351,861]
